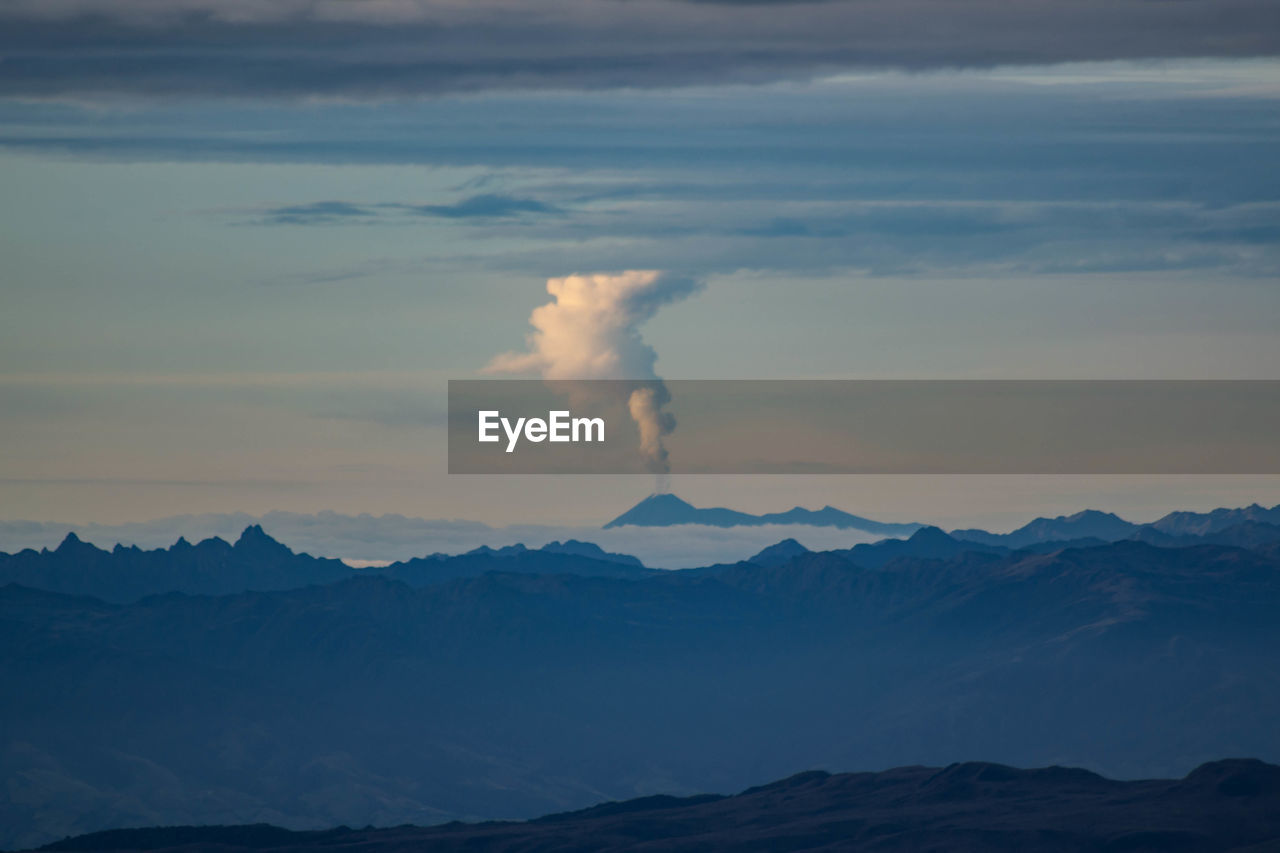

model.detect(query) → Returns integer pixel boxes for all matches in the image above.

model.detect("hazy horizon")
[5,53,1280,526]
[5,489,1280,568]
[7,475,1280,532]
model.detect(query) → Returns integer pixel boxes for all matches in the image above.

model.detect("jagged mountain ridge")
[0,525,355,604]
[0,528,652,604]
[4,500,1277,566]
[5,510,1280,605]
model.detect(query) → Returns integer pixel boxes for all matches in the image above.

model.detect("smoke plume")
[486,270,700,484]
[627,383,676,477]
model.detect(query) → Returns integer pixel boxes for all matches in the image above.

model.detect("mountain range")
[602,493,924,534]
[3,508,1280,848]
[949,509,1137,548]
[603,494,1280,547]
[35,759,1280,853]
[4,499,1277,568]
[744,518,1280,569]
[5,510,1280,606]
[0,527,653,604]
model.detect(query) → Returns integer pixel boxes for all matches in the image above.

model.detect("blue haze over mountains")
[3,497,1280,848]
[4,495,1279,601]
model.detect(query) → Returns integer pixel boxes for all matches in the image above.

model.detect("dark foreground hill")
[35,759,1280,853]
[4,533,1280,849]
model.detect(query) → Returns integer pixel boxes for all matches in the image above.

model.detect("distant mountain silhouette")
[0,528,650,603]
[7,508,1280,606]
[4,532,1280,848]
[38,759,1280,853]
[463,539,644,568]
[747,538,810,567]
[383,543,652,585]
[603,493,922,535]
[1150,502,1280,537]
[0,526,355,603]
[743,526,1121,574]
[833,525,1009,568]
[951,509,1137,548]
[1131,520,1280,550]
[6,502,1277,566]
[946,503,1280,551]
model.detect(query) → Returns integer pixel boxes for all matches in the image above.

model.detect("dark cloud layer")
[5,72,1275,279]
[1,0,1278,98]
[254,195,557,224]
[261,200,374,225]
[405,195,558,219]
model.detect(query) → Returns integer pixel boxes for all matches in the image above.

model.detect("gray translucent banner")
[448,380,1280,474]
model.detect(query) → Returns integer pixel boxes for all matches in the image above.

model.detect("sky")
[2,0,1280,533]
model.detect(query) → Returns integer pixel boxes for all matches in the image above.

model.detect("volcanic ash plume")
[486,270,700,480]
[627,383,676,476]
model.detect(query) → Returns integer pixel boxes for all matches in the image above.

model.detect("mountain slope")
[3,536,1279,848]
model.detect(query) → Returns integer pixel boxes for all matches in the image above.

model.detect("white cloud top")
[488,270,700,475]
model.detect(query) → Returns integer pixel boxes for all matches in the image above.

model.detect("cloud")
[8,66,1279,281]
[402,194,558,219]
[487,271,701,380]
[251,195,555,225]
[259,200,375,225]
[0,1,1277,99]
[486,270,702,477]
